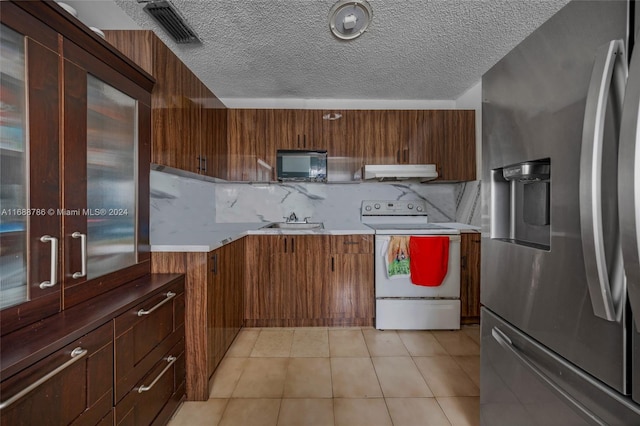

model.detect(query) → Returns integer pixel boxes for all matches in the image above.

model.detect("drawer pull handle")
[0,347,87,410]
[39,235,58,289]
[137,356,177,393]
[137,292,176,317]
[343,241,360,245]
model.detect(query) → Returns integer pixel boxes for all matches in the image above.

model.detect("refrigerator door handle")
[619,44,640,329]
[491,327,607,426]
[579,39,627,322]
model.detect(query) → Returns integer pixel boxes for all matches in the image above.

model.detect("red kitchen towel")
[409,236,449,286]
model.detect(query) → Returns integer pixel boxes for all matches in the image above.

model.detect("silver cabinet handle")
[202,156,207,172]
[39,235,58,289]
[71,232,87,279]
[579,39,627,321]
[0,347,87,410]
[619,42,640,329]
[491,327,606,426]
[137,356,177,393]
[137,291,176,317]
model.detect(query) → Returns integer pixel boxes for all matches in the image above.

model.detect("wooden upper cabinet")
[441,110,476,181]
[362,110,402,165]
[104,30,227,178]
[264,109,323,176]
[1,2,154,334]
[227,109,267,181]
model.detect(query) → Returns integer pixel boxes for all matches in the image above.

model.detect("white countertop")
[149,222,478,253]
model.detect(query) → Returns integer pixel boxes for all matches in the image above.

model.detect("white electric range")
[361,200,461,330]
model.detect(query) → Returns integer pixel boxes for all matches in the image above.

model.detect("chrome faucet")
[286,212,298,223]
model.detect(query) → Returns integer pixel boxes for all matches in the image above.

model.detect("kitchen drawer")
[115,338,186,426]
[114,279,185,403]
[330,235,373,254]
[0,322,113,426]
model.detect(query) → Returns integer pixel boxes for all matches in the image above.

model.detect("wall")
[150,170,480,246]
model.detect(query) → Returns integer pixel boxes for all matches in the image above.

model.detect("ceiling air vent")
[141,0,200,44]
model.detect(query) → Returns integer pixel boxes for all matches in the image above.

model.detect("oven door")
[375,234,461,298]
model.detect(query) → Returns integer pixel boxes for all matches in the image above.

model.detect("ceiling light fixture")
[328,0,373,41]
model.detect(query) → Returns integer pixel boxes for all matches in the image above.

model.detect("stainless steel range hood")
[363,164,438,182]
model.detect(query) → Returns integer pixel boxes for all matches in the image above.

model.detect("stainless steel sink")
[264,222,324,229]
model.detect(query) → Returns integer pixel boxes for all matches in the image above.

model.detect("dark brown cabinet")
[460,232,481,324]
[208,240,244,375]
[114,279,186,425]
[104,30,227,178]
[0,322,114,426]
[0,1,154,335]
[244,234,374,327]
[328,235,375,325]
[226,109,268,181]
[151,239,245,401]
[0,274,185,426]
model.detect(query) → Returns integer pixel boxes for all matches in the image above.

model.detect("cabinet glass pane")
[0,24,28,309]
[86,75,137,279]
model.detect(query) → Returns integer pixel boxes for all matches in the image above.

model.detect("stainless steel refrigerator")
[481,0,640,424]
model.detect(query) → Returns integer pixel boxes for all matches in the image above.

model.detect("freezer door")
[482,0,628,393]
[481,308,640,425]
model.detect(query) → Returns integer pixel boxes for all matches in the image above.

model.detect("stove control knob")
[374,203,381,209]
[417,206,423,212]
[365,205,372,211]
[407,203,414,209]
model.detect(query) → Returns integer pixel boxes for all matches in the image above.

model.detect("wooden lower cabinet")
[460,233,481,324]
[245,234,374,327]
[0,323,113,426]
[0,274,185,426]
[151,239,244,401]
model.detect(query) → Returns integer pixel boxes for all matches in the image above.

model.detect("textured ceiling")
[65,0,570,105]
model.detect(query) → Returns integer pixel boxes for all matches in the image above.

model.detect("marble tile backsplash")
[150,170,481,243]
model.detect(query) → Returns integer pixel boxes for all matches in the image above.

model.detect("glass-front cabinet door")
[0,7,62,334]
[62,41,151,309]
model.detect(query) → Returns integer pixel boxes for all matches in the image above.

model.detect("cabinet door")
[0,7,62,334]
[201,95,227,179]
[223,239,244,346]
[328,253,374,320]
[151,42,200,173]
[460,233,481,322]
[442,110,476,181]
[61,40,151,308]
[402,110,445,166]
[244,235,281,321]
[0,322,113,426]
[362,110,402,165]
[208,249,224,374]
[227,109,267,181]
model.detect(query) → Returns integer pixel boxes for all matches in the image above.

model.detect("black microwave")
[276,150,328,182]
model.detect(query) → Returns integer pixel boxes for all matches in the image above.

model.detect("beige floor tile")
[232,358,289,398]
[398,331,448,356]
[362,329,410,357]
[453,356,480,387]
[291,328,330,357]
[331,357,382,398]
[277,399,334,426]
[329,329,370,357]
[168,399,227,426]
[334,398,392,426]
[251,329,294,357]
[462,326,481,346]
[226,329,260,357]
[431,331,480,356]
[209,357,247,398]
[386,398,452,426]
[219,398,281,426]
[284,358,333,398]
[372,357,433,397]
[414,356,480,397]
[437,397,480,426]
